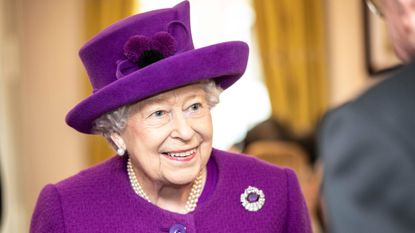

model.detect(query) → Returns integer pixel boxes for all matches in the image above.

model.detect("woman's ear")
[110,133,126,156]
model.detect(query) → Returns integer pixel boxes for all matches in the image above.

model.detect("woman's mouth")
[162,148,197,161]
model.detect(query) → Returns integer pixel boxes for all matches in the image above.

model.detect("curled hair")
[201,79,223,108]
[92,80,223,140]
[92,105,129,138]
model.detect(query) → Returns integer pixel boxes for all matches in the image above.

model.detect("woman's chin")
[163,168,202,186]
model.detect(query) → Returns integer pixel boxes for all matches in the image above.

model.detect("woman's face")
[121,83,213,186]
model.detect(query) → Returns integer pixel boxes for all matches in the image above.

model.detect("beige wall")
[1,0,88,232]
[325,0,379,107]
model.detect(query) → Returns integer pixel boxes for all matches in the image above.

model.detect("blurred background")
[0,0,396,232]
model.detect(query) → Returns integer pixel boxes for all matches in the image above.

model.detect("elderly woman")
[30,1,311,232]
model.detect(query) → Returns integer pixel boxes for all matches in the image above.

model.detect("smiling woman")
[30,1,312,232]
[118,84,214,213]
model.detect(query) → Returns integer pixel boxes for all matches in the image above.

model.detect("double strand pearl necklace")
[126,157,204,213]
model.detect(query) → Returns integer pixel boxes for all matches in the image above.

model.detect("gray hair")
[92,80,223,139]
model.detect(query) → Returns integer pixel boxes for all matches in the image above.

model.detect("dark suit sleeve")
[285,168,312,233]
[320,105,415,233]
[30,184,65,233]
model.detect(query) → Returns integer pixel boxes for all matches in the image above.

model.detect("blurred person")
[30,1,312,232]
[319,0,415,232]
[241,117,295,152]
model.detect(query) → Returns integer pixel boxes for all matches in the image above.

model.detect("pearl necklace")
[126,157,204,213]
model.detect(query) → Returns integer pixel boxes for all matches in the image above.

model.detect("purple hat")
[66,1,249,134]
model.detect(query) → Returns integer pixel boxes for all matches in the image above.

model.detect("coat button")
[169,223,186,233]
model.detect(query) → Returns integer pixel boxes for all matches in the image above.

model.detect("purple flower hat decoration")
[123,32,177,68]
[115,32,178,79]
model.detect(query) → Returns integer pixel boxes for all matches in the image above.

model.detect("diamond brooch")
[240,186,265,212]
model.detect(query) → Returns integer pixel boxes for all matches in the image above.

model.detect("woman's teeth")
[167,149,196,158]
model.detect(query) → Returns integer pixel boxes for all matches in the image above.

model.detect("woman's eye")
[189,103,202,112]
[144,109,170,126]
[150,110,166,118]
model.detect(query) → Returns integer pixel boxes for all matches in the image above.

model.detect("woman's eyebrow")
[140,95,169,106]
[183,94,201,102]
[139,91,204,108]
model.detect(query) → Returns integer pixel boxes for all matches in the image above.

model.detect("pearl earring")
[117,147,125,156]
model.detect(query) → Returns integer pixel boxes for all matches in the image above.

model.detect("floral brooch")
[123,31,177,68]
[240,186,265,212]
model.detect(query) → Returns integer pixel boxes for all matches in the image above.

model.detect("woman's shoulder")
[53,156,127,193]
[31,156,129,231]
[202,149,307,231]
[212,148,288,175]
[211,148,296,188]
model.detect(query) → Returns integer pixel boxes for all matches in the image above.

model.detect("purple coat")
[31,149,311,232]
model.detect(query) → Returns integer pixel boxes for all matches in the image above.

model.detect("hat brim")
[66,41,249,134]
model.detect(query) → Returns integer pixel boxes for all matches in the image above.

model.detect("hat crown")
[79,1,193,92]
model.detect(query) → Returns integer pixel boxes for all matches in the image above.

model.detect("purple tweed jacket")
[31,149,311,233]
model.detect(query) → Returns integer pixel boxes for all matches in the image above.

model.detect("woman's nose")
[170,113,195,141]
